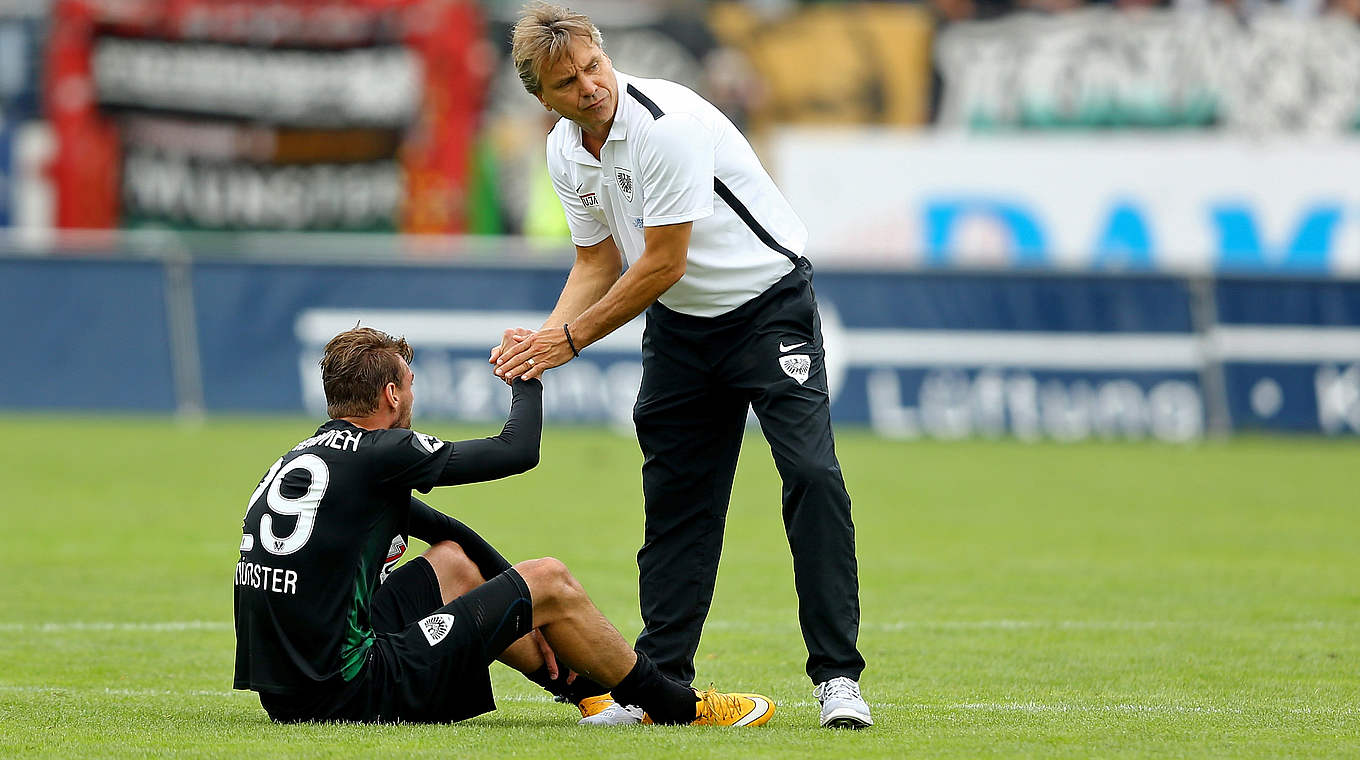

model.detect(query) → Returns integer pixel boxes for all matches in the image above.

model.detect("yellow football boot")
[688,688,775,727]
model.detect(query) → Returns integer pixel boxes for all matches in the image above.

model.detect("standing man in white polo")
[491,2,871,729]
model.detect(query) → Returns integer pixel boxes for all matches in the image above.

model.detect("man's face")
[393,358,414,430]
[534,36,617,133]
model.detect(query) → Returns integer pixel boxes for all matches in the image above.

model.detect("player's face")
[535,37,617,136]
[393,360,414,430]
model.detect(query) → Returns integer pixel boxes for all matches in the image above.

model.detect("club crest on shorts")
[615,168,634,203]
[419,613,455,646]
[779,354,811,384]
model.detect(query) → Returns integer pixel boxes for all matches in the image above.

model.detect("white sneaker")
[578,702,646,726]
[813,676,873,728]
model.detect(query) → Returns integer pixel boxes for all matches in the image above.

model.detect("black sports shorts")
[260,557,534,723]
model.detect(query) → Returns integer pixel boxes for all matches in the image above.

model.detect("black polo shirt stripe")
[626,83,799,264]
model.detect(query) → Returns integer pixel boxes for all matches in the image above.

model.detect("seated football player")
[232,326,774,727]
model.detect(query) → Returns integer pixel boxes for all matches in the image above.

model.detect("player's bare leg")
[421,541,619,720]
[511,557,638,685]
[513,557,775,726]
[420,545,772,726]
[422,542,545,672]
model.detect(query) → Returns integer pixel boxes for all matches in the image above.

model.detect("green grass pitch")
[0,415,1355,758]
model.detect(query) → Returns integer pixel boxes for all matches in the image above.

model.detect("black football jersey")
[233,420,453,693]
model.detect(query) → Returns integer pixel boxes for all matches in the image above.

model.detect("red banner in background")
[45,0,488,233]
[47,0,119,229]
[400,0,490,235]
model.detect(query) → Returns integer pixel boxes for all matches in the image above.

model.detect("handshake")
[488,324,581,385]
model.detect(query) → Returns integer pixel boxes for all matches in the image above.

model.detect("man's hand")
[489,328,533,367]
[495,325,575,382]
[530,628,558,680]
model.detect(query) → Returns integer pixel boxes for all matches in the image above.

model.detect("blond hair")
[511,2,605,94]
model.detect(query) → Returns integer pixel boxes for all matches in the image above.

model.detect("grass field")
[0,415,1355,758]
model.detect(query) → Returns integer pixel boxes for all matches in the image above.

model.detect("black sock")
[609,650,699,725]
[524,665,609,704]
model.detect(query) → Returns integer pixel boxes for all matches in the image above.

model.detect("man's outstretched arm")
[489,236,622,374]
[496,222,690,381]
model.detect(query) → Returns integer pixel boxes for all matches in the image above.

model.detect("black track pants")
[632,258,866,686]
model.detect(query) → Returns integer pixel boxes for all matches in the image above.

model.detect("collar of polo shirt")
[561,71,636,167]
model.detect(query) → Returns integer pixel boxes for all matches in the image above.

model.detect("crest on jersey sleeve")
[615,168,634,203]
[410,431,445,455]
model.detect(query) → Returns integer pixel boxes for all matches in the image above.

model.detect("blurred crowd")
[476,0,1360,235]
[925,0,1360,21]
[1,0,1358,237]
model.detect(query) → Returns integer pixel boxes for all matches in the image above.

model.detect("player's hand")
[489,328,532,367]
[495,325,575,382]
[531,628,558,680]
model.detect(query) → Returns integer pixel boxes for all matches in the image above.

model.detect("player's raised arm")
[431,378,543,486]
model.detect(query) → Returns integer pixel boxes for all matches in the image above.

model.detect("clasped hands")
[489,326,575,384]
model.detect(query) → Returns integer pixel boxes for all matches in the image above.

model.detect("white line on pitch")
[5,686,1352,718]
[0,621,232,633]
[705,619,1354,632]
[2,619,1352,634]
[0,685,241,698]
[782,700,1356,717]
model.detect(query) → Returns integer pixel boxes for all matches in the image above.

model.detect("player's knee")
[517,556,582,606]
[536,556,575,590]
[423,541,483,592]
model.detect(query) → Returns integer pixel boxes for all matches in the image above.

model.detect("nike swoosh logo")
[734,696,772,726]
[779,342,808,352]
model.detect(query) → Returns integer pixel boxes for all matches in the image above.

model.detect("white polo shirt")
[545,71,806,318]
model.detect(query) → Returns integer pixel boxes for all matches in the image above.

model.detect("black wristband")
[563,323,581,357]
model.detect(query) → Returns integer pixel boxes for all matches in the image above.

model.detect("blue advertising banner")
[5,255,1357,439]
[190,262,1210,441]
[840,367,1204,442]
[810,273,1206,441]
[191,261,576,414]
[0,258,176,410]
[1215,279,1360,434]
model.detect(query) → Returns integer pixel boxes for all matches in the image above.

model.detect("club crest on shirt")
[410,431,445,455]
[615,168,634,202]
[779,354,811,385]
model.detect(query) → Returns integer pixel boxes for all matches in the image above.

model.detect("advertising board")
[771,132,1360,277]
[5,256,1356,439]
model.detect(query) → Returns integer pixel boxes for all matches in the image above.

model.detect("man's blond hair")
[511,2,605,94]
